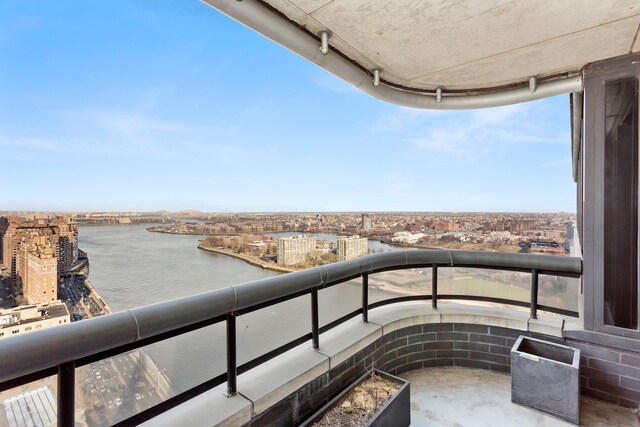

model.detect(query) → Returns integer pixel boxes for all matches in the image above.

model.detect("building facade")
[277,235,316,266]
[0,216,77,283]
[337,235,368,261]
[25,237,58,304]
[361,214,372,231]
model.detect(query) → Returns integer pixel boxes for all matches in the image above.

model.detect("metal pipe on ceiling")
[201,0,583,110]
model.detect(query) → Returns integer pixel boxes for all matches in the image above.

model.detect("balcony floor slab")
[404,367,640,427]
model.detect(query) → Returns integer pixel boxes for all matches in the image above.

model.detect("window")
[603,77,639,329]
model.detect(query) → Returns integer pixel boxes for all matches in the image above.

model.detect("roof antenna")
[436,87,442,103]
[529,77,537,93]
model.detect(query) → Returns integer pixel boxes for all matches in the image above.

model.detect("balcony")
[0,250,606,424]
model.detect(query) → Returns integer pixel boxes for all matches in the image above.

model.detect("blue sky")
[0,1,575,213]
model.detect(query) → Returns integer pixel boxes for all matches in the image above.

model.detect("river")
[78,224,398,392]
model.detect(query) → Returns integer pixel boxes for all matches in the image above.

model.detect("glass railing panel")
[438,267,531,304]
[236,294,311,366]
[537,274,580,313]
[76,324,224,426]
[368,269,432,303]
[318,278,362,328]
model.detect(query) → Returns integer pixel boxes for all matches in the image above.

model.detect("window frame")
[583,54,640,338]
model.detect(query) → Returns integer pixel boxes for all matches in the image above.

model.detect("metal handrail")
[0,250,582,426]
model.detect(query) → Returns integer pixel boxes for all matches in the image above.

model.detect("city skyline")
[1,1,574,213]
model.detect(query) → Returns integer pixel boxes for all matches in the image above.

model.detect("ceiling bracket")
[372,68,382,87]
[318,30,332,55]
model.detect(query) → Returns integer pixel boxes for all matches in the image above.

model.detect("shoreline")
[83,278,112,315]
[197,244,297,273]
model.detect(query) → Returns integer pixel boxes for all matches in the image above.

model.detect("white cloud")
[381,99,570,160]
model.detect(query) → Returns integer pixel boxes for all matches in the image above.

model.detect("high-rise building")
[277,235,316,266]
[361,214,372,231]
[2,217,21,276]
[0,217,8,270]
[337,235,368,261]
[0,216,77,297]
[25,237,58,304]
[55,216,79,273]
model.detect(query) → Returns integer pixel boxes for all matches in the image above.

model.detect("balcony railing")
[0,250,582,426]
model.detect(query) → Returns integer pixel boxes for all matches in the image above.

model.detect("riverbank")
[379,239,522,253]
[197,244,297,273]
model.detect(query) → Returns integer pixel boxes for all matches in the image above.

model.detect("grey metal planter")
[300,370,410,427]
[511,335,581,424]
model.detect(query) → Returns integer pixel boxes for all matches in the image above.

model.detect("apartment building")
[361,214,372,231]
[277,235,316,266]
[337,235,368,261]
[0,216,78,283]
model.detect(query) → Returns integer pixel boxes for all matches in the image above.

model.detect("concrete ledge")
[438,303,529,331]
[367,301,440,334]
[140,387,252,427]
[317,317,382,368]
[238,344,329,415]
[529,314,564,337]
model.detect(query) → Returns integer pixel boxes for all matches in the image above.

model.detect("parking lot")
[59,275,104,321]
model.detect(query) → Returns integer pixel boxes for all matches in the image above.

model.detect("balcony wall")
[146,302,640,426]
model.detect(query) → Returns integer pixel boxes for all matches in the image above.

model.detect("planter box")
[511,336,580,424]
[300,370,410,427]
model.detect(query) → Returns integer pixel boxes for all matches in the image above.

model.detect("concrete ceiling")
[261,0,640,90]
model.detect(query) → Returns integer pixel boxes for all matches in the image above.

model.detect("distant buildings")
[391,232,426,244]
[0,300,70,340]
[337,235,368,261]
[0,216,78,304]
[277,235,316,266]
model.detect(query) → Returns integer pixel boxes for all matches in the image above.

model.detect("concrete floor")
[403,368,640,427]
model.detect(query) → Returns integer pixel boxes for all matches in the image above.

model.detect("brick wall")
[244,323,640,426]
[567,338,640,408]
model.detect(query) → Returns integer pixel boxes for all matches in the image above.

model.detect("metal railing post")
[226,313,237,396]
[362,273,369,323]
[432,264,438,309]
[57,361,75,427]
[311,289,319,349]
[530,269,539,319]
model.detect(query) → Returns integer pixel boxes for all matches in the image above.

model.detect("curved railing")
[0,250,581,426]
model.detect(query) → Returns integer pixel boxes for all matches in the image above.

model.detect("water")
[78,225,396,391]
[77,225,579,392]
